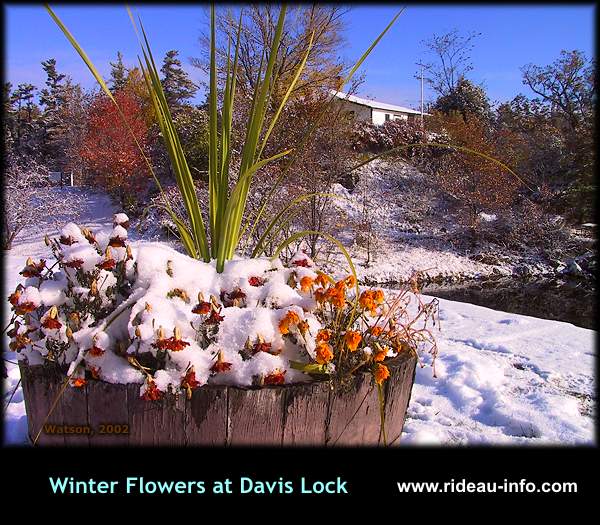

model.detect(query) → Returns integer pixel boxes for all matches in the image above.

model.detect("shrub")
[79,89,151,208]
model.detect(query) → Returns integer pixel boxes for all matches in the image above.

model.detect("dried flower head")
[264,370,286,385]
[248,276,264,287]
[211,352,232,373]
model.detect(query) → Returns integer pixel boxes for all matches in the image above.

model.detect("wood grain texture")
[87,381,129,446]
[228,386,286,446]
[19,350,417,447]
[186,386,227,445]
[282,381,330,446]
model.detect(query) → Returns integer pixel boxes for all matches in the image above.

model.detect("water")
[412,277,596,330]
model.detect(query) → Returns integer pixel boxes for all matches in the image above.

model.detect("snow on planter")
[7,214,439,401]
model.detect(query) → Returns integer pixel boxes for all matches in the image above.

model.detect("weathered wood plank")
[21,364,66,446]
[186,387,228,446]
[87,381,130,446]
[155,393,187,446]
[384,351,418,445]
[228,387,286,446]
[61,383,90,447]
[282,381,330,446]
[127,383,161,446]
[326,373,381,446]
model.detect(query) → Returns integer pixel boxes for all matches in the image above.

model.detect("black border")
[1,0,598,508]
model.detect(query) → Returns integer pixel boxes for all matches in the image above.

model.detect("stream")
[395,277,596,330]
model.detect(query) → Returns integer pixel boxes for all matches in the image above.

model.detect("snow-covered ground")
[3,187,595,445]
[403,297,594,444]
[324,159,570,283]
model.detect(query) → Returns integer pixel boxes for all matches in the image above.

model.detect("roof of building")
[331,90,428,116]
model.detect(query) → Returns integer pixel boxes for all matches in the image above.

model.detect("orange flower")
[316,329,331,343]
[9,334,31,352]
[314,287,327,304]
[8,287,22,306]
[211,361,232,373]
[345,275,356,288]
[278,310,301,334]
[374,289,385,304]
[205,310,225,325]
[16,302,38,315]
[370,326,383,337]
[59,235,75,245]
[344,331,362,352]
[373,346,388,362]
[374,363,390,385]
[297,319,310,336]
[20,258,46,278]
[292,258,310,268]
[253,341,273,354]
[315,273,329,287]
[154,337,190,352]
[326,281,346,309]
[108,236,126,248]
[64,258,84,269]
[359,290,377,315]
[71,377,87,388]
[264,370,286,385]
[315,342,334,364]
[300,276,314,293]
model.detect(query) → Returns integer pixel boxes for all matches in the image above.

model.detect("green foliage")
[433,77,492,122]
[173,105,210,177]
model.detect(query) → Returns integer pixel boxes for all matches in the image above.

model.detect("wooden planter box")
[19,351,417,447]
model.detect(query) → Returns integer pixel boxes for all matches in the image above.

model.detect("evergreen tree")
[3,82,15,153]
[10,83,39,156]
[433,77,492,123]
[39,58,66,111]
[160,50,197,111]
[109,51,129,92]
[39,58,68,166]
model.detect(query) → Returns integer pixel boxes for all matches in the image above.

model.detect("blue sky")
[4,4,596,109]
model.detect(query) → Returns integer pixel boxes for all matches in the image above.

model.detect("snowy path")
[3,188,595,445]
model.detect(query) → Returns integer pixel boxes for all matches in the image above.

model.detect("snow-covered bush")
[2,155,85,250]
[7,215,439,400]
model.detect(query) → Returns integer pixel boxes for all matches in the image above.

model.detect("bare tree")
[521,50,595,130]
[192,4,350,100]
[2,155,84,250]
[419,29,481,97]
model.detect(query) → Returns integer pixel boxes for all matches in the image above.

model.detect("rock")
[567,261,583,275]
[555,262,567,273]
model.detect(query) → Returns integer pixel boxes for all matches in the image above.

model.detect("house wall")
[372,109,409,125]
[334,97,420,125]
[335,99,372,123]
